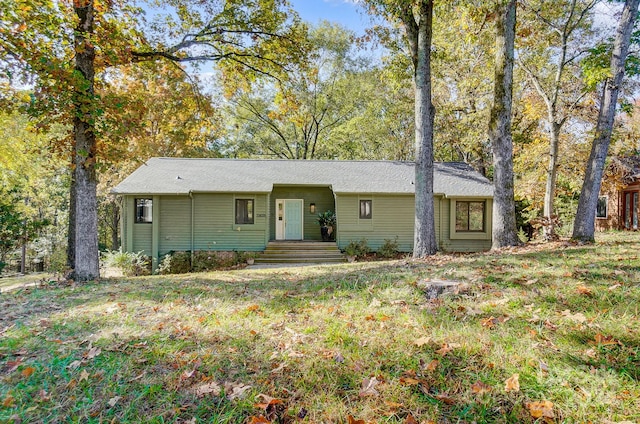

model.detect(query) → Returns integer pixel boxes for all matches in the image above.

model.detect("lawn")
[1,233,639,423]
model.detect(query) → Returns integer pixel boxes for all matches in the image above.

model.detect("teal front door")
[284,200,303,240]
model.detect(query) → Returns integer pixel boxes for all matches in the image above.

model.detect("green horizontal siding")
[132,222,152,255]
[159,196,192,253]
[336,194,415,252]
[193,193,267,251]
[269,186,334,241]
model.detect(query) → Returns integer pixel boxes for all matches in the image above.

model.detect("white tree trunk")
[573,0,640,241]
[543,121,561,239]
[490,0,519,249]
[73,0,100,281]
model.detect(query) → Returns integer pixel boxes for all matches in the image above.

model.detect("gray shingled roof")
[112,158,494,197]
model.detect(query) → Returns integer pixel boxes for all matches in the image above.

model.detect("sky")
[288,0,371,35]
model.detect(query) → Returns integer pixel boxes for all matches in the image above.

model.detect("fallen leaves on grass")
[560,310,587,323]
[526,400,555,420]
[593,333,620,346]
[471,381,492,395]
[192,381,221,397]
[2,394,15,408]
[404,414,419,424]
[359,376,380,397]
[414,336,431,347]
[576,285,593,297]
[20,366,35,378]
[107,396,121,407]
[504,374,520,392]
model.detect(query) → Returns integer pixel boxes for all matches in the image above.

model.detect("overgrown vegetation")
[344,238,371,259]
[2,232,638,423]
[101,250,150,277]
[158,250,253,274]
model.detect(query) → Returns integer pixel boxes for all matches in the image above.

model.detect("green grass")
[1,232,639,423]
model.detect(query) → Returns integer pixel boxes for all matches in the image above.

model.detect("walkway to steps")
[255,241,345,264]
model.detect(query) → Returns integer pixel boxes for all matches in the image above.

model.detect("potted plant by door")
[317,210,336,241]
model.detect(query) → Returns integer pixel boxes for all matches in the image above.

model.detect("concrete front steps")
[255,241,346,264]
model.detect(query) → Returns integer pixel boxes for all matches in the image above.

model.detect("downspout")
[189,191,194,262]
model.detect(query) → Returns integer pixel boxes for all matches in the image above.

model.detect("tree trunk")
[67,157,76,270]
[73,0,100,281]
[490,0,518,249]
[573,0,640,241]
[407,0,437,258]
[543,121,561,239]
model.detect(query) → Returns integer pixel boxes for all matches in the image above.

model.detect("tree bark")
[573,0,640,241]
[490,0,518,249]
[73,0,100,281]
[67,156,76,270]
[402,0,437,258]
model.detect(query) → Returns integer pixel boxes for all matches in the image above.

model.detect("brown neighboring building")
[596,156,640,231]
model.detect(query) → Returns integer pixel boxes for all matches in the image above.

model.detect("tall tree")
[1,0,306,280]
[364,0,438,257]
[490,0,519,248]
[573,0,640,241]
[72,0,99,280]
[517,0,598,239]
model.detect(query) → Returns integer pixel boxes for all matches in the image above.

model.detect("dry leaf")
[108,396,121,407]
[399,377,420,386]
[481,316,496,329]
[348,416,365,424]
[384,400,403,409]
[594,333,619,346]
[225,383,252,400]
[414,336,431,347]
[248,415,270,423]
[193,381,221,397]
[470,381,492,395]
[526,400,554,419]
[504,374,520,392]
[576,285,593,297]
[67,360,82,370]
[359,376,380,397]
[84,347,101,360]
[435,343,453,356]
[425,359,439,371]
[78,369,90,382]
[21,366,35,378]
[405,414,419,424]
[2,395,15,408]
[435,393,456,405]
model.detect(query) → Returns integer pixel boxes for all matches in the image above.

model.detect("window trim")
[135,198,153,224]
[359,199,372,219]
[235,198,255,225]
[449,198,491,240]
[596,196,608,219]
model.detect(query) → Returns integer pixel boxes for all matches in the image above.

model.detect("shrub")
[102,250,150,276]
[344,239,370,258]
[377,237,399,258]
[157,251,191,275]
[192,251,237,272]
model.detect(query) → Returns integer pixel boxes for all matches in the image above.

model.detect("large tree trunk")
[404,0,437,257]
[73,0,100,281]
[543,121,561,239]
[573,0,640,241]
[490,0,518,249]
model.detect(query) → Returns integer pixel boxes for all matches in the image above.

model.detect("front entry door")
[276,199,304,240]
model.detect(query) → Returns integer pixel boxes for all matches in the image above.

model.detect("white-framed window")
[596,196,608,219]
[235,199,254,224]
[135,198,152,223]
[359,199,372,219]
